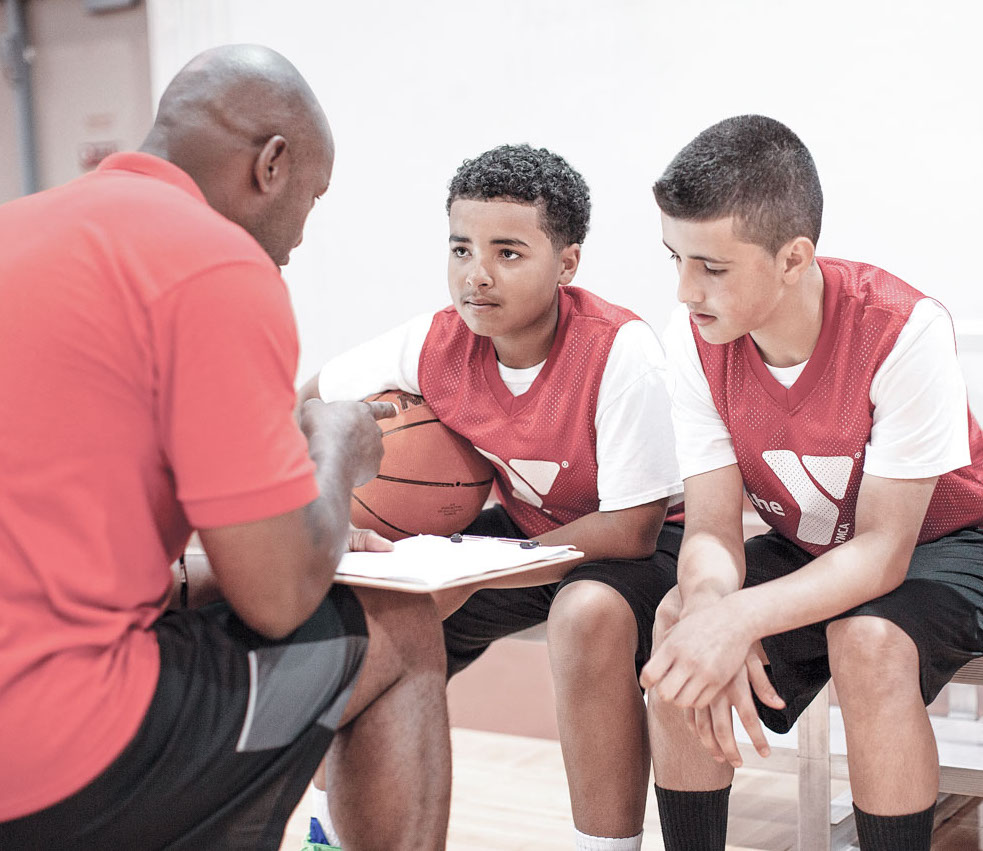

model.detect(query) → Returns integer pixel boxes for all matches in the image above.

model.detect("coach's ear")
[253,134,289,195]
[780,235,816,283]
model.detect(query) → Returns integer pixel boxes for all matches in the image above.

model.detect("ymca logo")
[473,447,562,508]
[760,450,855,546]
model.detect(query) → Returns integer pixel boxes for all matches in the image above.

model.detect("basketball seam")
[381,418,441,437]
[375,475,495,488]
[351,493,414,538]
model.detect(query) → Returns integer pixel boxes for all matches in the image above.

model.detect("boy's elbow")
[620,521,662,560]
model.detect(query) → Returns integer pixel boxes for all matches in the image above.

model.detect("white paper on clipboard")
[334,534,582,593]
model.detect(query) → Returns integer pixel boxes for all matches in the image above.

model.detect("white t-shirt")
[318,314,683,512]
[665,298,972,481]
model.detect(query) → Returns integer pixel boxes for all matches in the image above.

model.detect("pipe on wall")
[1,0,40,196]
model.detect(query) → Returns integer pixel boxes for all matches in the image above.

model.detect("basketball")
[351,391,495,541]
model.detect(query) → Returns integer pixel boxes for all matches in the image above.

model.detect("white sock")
[312,784,341,845]
[573,828,643,850]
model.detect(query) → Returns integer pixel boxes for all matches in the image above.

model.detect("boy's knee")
[546,581,634,653]
[827,615,920,699]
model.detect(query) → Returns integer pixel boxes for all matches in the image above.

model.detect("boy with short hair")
[640,114,983,851]
[301,144,683,850]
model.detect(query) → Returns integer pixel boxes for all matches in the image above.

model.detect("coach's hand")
[348,523,394,553]
[300,398,397,487]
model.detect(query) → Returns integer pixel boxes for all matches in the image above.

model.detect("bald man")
[0,45,450,850]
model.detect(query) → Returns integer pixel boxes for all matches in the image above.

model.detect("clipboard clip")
[449,532,541,549]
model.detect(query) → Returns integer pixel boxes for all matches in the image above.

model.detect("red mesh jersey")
[419,286,637,537]
[694,257,983,556]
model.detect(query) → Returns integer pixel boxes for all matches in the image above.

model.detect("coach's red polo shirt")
[0,153,318,819]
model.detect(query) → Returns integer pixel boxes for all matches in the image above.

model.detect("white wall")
[145,0,983,386]
[0,0,152,203]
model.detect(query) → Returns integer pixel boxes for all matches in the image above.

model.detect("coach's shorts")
[443,505,682,678]
[745,528,983,734]
[0,584,368,850]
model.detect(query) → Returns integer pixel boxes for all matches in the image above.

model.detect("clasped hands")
[639,599,785,768]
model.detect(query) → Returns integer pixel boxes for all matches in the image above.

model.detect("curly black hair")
[446,144,590,248]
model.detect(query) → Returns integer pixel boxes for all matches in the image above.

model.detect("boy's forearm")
[674,464,748,610]
[727,527,915,642]
[536,499,669,563]
[676,526,746,610]
[723,473,936,642]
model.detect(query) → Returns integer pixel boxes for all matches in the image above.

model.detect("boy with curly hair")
[300,144,683,850]
[641,115,983,850]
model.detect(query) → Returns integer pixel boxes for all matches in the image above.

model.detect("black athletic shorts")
[0,584,368,850]
[745,527,983,734]
[443,505,682,678]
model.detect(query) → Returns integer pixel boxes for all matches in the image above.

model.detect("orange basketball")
[350,391,495,541]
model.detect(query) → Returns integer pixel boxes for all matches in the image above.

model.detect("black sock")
[853,801,936,851]
[653,784,730,851]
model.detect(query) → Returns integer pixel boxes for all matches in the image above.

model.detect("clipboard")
[333,534,583,593]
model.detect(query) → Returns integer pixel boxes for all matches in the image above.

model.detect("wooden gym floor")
[276,628,983,849]
[279,726,983,850]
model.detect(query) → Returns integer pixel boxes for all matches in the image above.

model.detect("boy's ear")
[557,243,581,285]
[781,235,816,282]
[253,134,289,195]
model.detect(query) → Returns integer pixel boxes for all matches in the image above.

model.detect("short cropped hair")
[653,115,823,254]
[446,144,590,248]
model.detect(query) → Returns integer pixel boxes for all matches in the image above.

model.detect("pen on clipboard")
[449,532,541,550]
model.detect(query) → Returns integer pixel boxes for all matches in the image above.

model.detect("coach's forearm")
[197,402,385,640]
[299,429,365,587]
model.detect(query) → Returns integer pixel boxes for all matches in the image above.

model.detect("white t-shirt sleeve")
[595,320,684,511]
[663,304,738,480]
[864,298,972,478]
[316,313,433,402]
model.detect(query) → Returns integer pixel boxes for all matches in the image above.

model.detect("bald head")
[142,45,334,266]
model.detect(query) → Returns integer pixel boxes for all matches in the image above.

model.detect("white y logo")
[474,447,561,508]
[761,451,854,546]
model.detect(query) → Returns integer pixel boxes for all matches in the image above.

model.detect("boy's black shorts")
[443,505,682,678]
[746,527,983,734]
[0,584,368,850]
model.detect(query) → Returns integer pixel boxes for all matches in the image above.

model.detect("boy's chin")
[695,321,742,346]
[455,306,497,338]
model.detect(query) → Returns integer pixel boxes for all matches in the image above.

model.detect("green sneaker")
[299,817,342,850]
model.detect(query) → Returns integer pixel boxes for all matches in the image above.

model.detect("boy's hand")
[685,644,785,767]
[640,599,754,707]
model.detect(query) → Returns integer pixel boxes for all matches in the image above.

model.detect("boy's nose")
[465,262,492,288]
[676,267,703,305]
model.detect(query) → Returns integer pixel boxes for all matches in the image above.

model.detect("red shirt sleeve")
[152,260,318,528]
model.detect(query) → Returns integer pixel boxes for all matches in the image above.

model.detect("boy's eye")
[704,265,725,276]
[451,246,469,258]
[667,251,680,263]
[501,249,520,260]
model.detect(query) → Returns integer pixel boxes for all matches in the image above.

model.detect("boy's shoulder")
[559,285,641,327]
[819,256,929,314]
